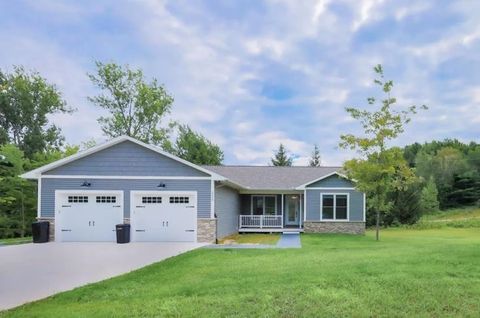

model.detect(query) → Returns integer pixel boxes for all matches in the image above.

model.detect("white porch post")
[281,194,284,225]
[303,190,307,225]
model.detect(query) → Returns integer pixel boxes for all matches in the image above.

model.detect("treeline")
[370,139,480,227]
[0,63,224,239]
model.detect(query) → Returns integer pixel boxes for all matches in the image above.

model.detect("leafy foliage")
[309,144,321,167]
[0,66,72,158]
[419,177,440,214]
[163,124,224,165]
[88,62,174,145]
[409,141,480,209]
[271,144,293,166]
[339,65,426,239]
[0,144,78,239]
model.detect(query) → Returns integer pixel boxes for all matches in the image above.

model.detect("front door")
[285,195,300,226]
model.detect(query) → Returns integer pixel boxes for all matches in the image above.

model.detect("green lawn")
[410,206,480,229]
[422,206,480,222]
[0,237,32,246]
[219,233,280,245]
[2,228,480,317]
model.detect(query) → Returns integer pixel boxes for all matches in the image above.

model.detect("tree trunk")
[375,210,380,241]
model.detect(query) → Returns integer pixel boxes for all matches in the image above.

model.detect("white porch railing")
[239,215,283,228]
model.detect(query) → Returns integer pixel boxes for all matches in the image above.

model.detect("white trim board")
[239,190,302,194]
[295,171,355,189]
[363,192,366,222]
[37,178,42,218]
[305,187,356,190]
[21,135,226,181]
[40,175,213,180]
[210,180,215,219]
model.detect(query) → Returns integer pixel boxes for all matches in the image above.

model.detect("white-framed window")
[251,195,277,215]
[321,193,349,221]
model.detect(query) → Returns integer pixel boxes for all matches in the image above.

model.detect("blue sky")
[1,0,479,165]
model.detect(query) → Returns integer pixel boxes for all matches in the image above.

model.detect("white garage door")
[55,190,124,242]
[130,191,197,242]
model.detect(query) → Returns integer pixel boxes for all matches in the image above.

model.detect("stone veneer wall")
[36,217,55,241]
[304,221,365,235]
[197,218,217,243]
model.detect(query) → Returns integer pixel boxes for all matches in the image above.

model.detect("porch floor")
[239,228,304,233]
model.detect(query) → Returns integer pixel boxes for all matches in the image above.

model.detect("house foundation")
[304,221,365,235]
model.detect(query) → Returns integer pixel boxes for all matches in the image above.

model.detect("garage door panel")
[56,191,123,242]
[131,192,197,242]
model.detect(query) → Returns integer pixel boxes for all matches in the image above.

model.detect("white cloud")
[1,0,479,166]
[352,0,385,31]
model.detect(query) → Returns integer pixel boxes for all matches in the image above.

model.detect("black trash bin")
[116,224,130,244]
[32,221,49,243]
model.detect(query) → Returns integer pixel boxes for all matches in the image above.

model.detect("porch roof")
[202,165,341,190]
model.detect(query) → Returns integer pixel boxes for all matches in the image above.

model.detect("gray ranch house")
[21,136,366,243]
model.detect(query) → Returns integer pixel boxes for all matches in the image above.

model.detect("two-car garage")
[55,190,197,243]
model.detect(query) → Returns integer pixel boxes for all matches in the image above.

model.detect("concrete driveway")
[0,242,205,310]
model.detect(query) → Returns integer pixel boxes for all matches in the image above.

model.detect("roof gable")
[21,136,224,179]
[304,173,355,188]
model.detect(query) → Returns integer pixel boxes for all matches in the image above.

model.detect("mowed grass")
[2,228,480,317]
[0,237,32,246]
[219,233,280,245]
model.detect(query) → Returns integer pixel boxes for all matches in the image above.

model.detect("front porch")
[238,193,304,232]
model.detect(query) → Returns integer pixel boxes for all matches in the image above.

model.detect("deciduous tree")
[339,64,426,240]
[0,66,71,158]
[163,125,224,165]
[88,62,173,145]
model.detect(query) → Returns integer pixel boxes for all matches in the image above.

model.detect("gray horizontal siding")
[306,175,355,188]
[215,185,240,239]
[44,140,208,177]
[306,189,364,221]
[41,178,211,218]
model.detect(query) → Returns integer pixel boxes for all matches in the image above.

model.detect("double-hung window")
[321,194,348,220]
[251,195,276,215]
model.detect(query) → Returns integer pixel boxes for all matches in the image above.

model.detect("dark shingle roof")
[202,165,341,190]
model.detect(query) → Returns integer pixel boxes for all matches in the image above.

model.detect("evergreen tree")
[419,177,440,214]
[271,144,293,166]
[309,144,321,167]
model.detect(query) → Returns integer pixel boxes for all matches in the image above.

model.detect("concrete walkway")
[277,233,302,248]
[0,242,205,310]
[207,233,302,249]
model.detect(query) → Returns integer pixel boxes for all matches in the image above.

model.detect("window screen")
[322,195,334,219]
[252,196,263,215]
[264,196,276,215]
[336,195,348,219]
